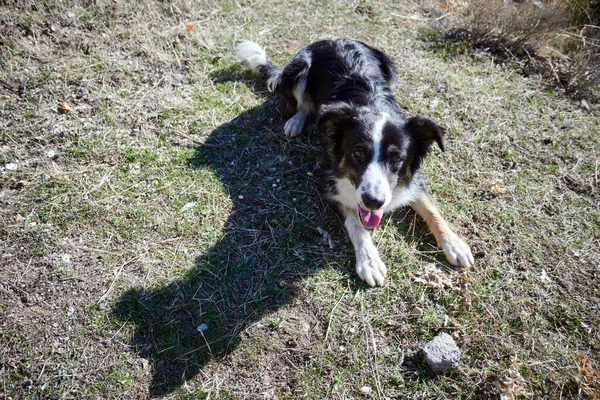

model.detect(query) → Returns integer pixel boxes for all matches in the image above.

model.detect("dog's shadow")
[112,70,452,396]
[112,90,353,395]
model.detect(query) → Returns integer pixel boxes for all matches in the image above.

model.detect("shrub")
[438,0,600,100]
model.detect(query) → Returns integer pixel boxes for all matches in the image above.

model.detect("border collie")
[236,39,474,286]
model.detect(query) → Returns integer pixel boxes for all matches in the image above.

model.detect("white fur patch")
[441,234,475,268]
[356,114,391,209]
[332,177,357,210]
[236,40,268,73]
[344,213,387,286]
[384,183,419,212]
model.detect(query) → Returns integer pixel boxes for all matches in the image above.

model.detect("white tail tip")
[236,40,269,72]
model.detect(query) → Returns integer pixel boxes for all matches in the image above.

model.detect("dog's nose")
[362,193,384,210]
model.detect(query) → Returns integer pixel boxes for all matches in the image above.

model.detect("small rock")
[238,195,244,200]
[180,202,195,212]
[272,183,277,188]
[421,332,461,372]
[359,386,371,395]
[47,150,57,158]
[411,306,423,317]
[197,323,209,333]
[5,162,17,171]
[98,302,107,310]
[581,99,590,111]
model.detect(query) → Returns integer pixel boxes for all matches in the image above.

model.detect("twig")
[97,256,141,304]
[200,142,229,149]
[390,12,451,22]
[324,290,346,341]
[87,166,115,194]
[170,131,229,148]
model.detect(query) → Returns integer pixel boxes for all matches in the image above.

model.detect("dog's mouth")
[359,207,383,229]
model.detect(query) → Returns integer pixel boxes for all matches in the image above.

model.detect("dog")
[236,39,474,286]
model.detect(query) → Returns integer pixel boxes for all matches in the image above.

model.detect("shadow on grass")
[112,97,350,396]
[112,68,452,396]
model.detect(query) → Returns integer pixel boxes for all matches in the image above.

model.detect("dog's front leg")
[410,191,474,268]
[343,207,387,287]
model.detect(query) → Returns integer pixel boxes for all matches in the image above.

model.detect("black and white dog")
[236,39,474,286]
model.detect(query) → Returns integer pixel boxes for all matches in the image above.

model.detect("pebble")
[47,150,57,158]
[180,202,195,212]
[5,162,17,170]
[581,99,590,111]
[238,195,244,200]
[411,306,423,317]
[359,386,371,395]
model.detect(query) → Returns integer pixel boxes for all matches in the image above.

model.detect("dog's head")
[318,102,445,229]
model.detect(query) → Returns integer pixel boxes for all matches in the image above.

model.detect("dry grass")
[426,0,600,100]
[1,0,599,398]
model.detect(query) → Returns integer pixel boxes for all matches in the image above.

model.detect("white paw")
[284,112,305,137]
[355,247,387,287]
[441,235,474,268]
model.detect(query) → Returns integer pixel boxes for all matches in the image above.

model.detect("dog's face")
[318,103,445,228]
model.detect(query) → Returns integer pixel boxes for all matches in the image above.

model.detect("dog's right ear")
[316,102,358,134]
[317,103,358,161]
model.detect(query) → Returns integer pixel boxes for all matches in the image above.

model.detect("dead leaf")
[538,269,552,285]
[575,352,600,399]
[58,100,73,114]
[315,227,334,249]
[185,24,195,32]
[498,362,528,400]
[411,265,474,307]
[411,264,454,289]
[483,180,506,196]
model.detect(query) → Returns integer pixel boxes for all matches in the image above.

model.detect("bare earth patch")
[1,0,599,398]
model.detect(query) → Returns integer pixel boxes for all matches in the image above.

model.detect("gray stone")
[421,332,461,372]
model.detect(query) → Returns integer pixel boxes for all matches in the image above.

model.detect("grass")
[1,0,599,399]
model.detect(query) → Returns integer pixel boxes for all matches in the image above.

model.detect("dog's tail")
[236,40,282,92]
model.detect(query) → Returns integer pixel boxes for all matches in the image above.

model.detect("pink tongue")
[359,208,383,229]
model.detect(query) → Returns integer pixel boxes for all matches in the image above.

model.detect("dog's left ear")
[405,116,446,152]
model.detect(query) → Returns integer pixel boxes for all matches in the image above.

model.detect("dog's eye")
[354,149,365,160]
[391,154,403,163]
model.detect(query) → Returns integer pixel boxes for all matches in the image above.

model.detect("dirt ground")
[1,0,599,399]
